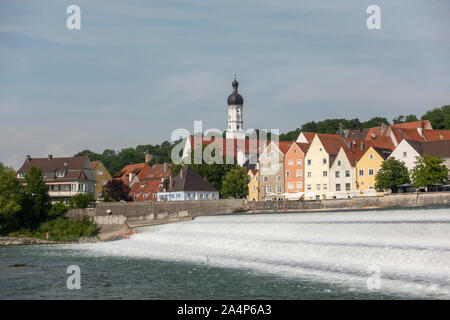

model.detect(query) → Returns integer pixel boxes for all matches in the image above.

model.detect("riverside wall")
[66,199,248,224]
[253,192,450,212]
[66,193,450,225]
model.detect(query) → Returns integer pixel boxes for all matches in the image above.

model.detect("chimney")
[26,155,31,163]
[164,162,167,173]
[145,152,153,163]
[48,155,52,160]
[360,142,365,151]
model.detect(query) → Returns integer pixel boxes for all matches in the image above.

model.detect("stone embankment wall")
[66,199,248,224]
[253,192,450,212]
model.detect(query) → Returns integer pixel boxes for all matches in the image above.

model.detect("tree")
[421,105,450,130]
[393,114,418,124]
[374,158,410,192]
[20,166,51,228]
[103,180,130,201]
[221,167,250,199]
[362,117,390,128]
[411,154,448,190]
[0,163,23,231]
[48,202,69,220]
[69,193,95,209]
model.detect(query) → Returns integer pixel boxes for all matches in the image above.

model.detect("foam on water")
[75,208,450,298]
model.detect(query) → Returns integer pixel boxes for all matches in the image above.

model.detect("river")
[1,207,449,299]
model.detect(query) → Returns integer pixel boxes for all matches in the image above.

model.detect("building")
[354,146,392,195]
[304,134,348,200]
[129,163,172,202]
[389,139,450,180]
[113,163,151,187]
[226,76,245,140]
[283,142,309,200]
[157,166,219,201]
[16,155,96,204]
[247,169,259,201]
[258,141,292,201]
[91,161,112,201]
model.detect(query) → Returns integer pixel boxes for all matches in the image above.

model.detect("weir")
[79,207,450,299]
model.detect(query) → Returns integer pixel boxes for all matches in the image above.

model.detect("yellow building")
[247,169,259,201]
[91,161,112,201]
[354,147,392,195]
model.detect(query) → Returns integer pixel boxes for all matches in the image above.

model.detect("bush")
[37,216,99,241]
[47,202,69,220]
[69,193,95,209]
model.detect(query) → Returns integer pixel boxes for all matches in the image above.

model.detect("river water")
[1,207,449,299]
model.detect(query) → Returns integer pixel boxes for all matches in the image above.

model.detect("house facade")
[258,141,292,201]
[91,161,112,201]
[355,147,392,194]
[16,155,96,204]
[284,142,309,199]
[329,147,355,198]
[247,169,259,201]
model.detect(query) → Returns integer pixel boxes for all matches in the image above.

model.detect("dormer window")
[56,171,65,177]
[18,173,25,178]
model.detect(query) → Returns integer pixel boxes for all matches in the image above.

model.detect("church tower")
[226,76,245,140]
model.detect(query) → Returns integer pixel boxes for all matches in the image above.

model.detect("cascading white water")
[80,208,450,298]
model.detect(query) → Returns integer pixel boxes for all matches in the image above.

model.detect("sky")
[1,0,450,169]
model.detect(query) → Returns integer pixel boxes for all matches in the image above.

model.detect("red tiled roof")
[248,169,258,176]
[143,163,171,180]
[295,142,310,154]
[129,179,163,202]
[91,161,99,169]
[189,136,268,158]
[300,132,316,143]
[113,163,151,186]
[391,120,431,130]
[317,134,348,156]
[274,141,294,155]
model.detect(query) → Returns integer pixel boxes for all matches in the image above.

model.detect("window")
[276,175,281,182]
[307,184,311,190]
[266,185,273,193]
[297,159,302,166]
[359,169,364,176]
[296,170,302,178]
[316,184,321,190]
[286,171,290,179]
[270,151,275,158]
[263,176,268,182]
[98,192,102,198]
[17,173,25,178]
[63,185,70,191]
[323,171,327,177]
[288,160,293,167]
[369,154,374,159]
[323,184,327,190]
[252,186,256,192]
[307,159,311,166]
[345,171,350,177]
[336,184,341,191]
[337,160,341,166]
[369,169,374,176]
[276,185,282,193]
[288,182,294,189]
[97,170,103,176]
[293,149,296,154]
[56,171,65,177]
[307,171,311,177]
[297,182,302,189]
[403,152,407,158]
[335,171,340,178]
[323,158,327,165]
[346,183,351,191]
[319,148,323,152]
[103,180,108,186]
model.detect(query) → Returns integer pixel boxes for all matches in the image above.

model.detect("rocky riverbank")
[0,236,98,246]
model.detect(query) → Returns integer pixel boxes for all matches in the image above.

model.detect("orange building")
[284,142,309,198]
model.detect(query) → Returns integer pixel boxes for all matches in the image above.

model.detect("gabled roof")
[17,156,94,183]
[372,147,393,160]
[170,166,218,192]
[113,163,151,186]
[143,163,171,180]
[316,133,348,156]
[405,139,450,158]
[391,120,431,130]
[248,169,258,176]
[129,179,163,202]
